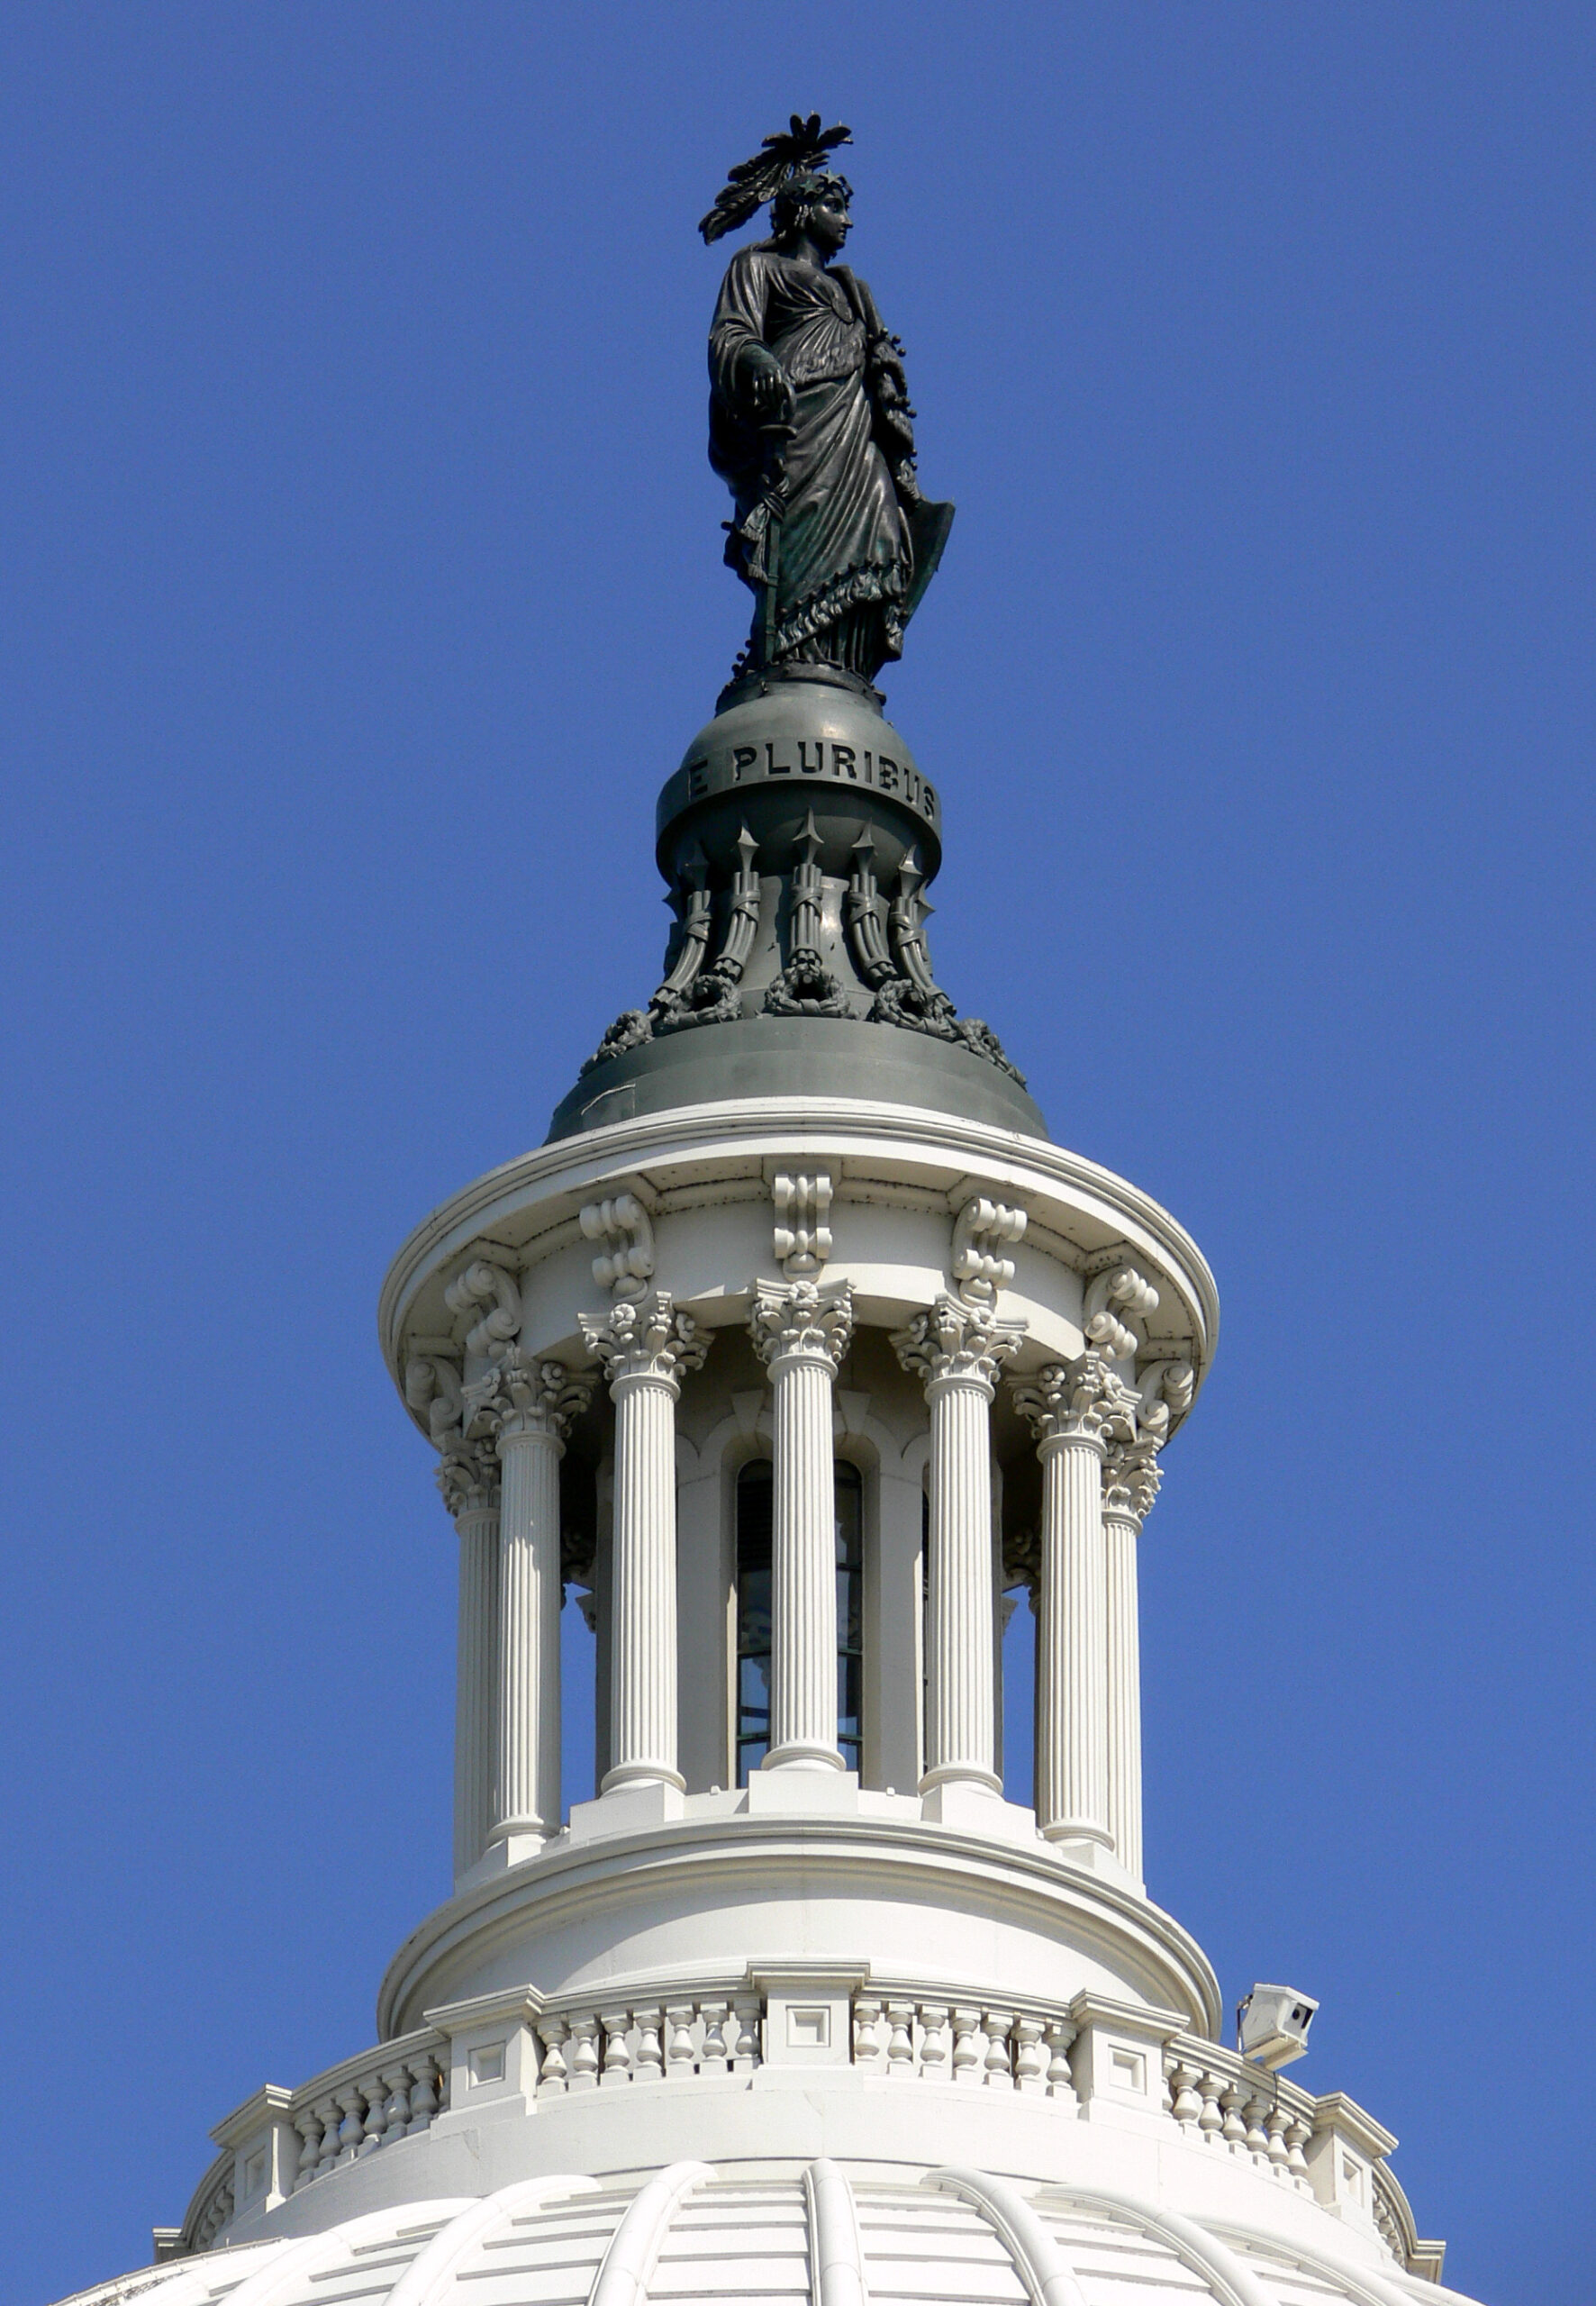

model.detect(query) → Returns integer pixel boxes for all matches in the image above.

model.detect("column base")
[459,1829,549,1888]
[919,1780,1038,1844]
[744,1767,860,1817]
[600,1763,687,1795]
[763,1740,848,1774]
[920,1763,1003,1795]
[1041,1829,1141,1890]
[1040,1817,1115,1848]
[568,1781,685,1843]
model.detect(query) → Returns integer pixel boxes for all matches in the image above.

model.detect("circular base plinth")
[547,1012,1048,1143]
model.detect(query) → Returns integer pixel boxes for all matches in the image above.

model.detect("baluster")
[335,2085,367,2165]
[293,2105,323,2190]
[634,2008,664,2084]
[732,1994,761,2073]
[1169,2058,1204,2134]
[568,2013,601,2090]
[700,2001,730,2074]
[919,2005,950,2080]
[1265,2099,1292,2175]
[885,2001,917,2078]
[1244,2084,1272,2165]
[1197,2069,1225,2144]
[1043,2020,1079,2106]
[1009,2016,1045,2094]
[600,2010,633,2084]
[665,2004,697,2075]
[358,2077,386,2156]
[982,2010,1016,2088]
[379,2065,413,2145]
[951,2006,984,2084]
[313,2094,341,2180]
[1285,2113,1313,2190]
[852,1996,885,2068]
[1220,2077,1248,2153]
[407,2054,440,2133]
[536,2017,570,2095]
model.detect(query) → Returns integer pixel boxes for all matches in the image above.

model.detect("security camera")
[1237,1984,1318,2069]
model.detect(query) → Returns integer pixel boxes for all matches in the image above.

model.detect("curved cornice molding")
[375,1811,1223,2045]
[379,1098,1220,1411]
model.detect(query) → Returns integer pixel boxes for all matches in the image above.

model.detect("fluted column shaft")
[750,1282,855,1773]
[438,1444,501,1880]
[1013,1357,1119,1848]
[1036,1426,1109,1842]
[494,1416,566,1840]
[471,1350,594,1849]
[1103,1441,1161,1881]
[581,1294,708,1794]
[608,1371,680,1786]
[895,1298,1022,1793]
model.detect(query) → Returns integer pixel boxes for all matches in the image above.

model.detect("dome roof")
[60,2164,1478,2306]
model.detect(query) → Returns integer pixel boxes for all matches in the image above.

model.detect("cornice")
[378,1098,1219,1398]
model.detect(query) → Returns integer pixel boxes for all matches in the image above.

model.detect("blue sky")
[3,8,1591,2302]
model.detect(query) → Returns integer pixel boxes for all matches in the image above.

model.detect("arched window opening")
[736,1458,866,1784]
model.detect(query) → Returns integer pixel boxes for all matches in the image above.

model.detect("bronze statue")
[701,116,955,686]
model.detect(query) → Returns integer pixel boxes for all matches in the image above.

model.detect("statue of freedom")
[701,116,955,687]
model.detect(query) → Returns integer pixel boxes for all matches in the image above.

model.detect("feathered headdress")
[698,113,853,245]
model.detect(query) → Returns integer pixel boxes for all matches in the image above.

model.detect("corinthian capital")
[579,1291,710,1390]
[892,1294,1024,1393]
[437,1437,500,1519]
[465,1345,594,1444]
[1010,1352,1137,1448]
[748,1278,855,1372]
[1102,1436,1163,1527]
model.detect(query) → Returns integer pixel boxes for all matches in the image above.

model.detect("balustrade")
[184,1985,1421,2280]
[286,2038,450,2198]
[1162,2039,1315,2193]
[534,1989,764,2091]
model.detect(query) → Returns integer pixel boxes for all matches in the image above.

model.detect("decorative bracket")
[444,1258,522,1358]
[950,1196,1026,1306]
[1130,1355,1196,1444]
[773,1171,833,1278]
[580,1194,656,1303]
[404,1353,464,1447]
[1082,1265,1159,1362]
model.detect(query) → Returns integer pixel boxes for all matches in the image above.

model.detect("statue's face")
[805,196,851,256]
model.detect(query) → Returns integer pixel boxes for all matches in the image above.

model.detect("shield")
[902,497,956,622]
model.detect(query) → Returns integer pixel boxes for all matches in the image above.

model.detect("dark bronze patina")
[544,118,1036,1139]
[701,116,955,688]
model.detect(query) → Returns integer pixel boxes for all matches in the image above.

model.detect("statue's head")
[699,118,854,248]
[769,168,853,254]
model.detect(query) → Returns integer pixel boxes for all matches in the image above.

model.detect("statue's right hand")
[743,351,795,423]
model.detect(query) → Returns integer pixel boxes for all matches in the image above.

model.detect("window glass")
[735,1459,865,1784]
[835,1461,864,1775]
[735,1462,773,1785]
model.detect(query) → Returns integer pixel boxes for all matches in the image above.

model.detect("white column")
[581,1294,709,1793]
[476,1349,594,1850]
[895,1298,1021,1791]
[437,1440,501,1881]
[1102,1439,1162,1882]
[1011,1357,1120,1848]
[748,1280,855,1772]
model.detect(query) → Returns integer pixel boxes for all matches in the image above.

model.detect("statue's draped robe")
[710,247,912,668]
